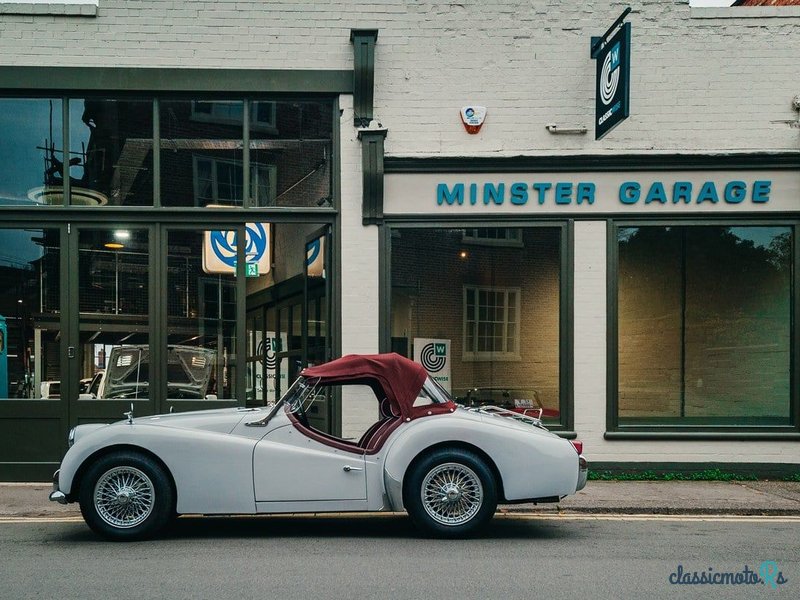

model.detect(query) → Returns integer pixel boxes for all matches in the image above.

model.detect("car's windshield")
[260,376,321,424]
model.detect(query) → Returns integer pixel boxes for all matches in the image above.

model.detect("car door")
[252,423,367,507]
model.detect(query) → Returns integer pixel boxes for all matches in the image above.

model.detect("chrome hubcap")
[421,462,483,526]
[94,466,155,529]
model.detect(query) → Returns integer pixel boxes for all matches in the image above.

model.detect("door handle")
[343,465,363,472]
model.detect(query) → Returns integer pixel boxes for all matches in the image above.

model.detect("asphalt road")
[0,514,797,600]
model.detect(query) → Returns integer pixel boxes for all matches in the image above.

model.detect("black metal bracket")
[590,7,631,58]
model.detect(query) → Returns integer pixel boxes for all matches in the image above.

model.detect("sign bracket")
[590,7,631,58]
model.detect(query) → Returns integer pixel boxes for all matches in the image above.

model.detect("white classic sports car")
[50,353,587,539]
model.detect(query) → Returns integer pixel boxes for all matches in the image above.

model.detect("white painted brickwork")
[0,1,798,156]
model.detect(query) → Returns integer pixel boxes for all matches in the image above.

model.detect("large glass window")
[77,229,149,400]
[69,99,153,206]
[616,224,793,427]
[0,99,63,206]
[390,226,563,424]
[0,97,334,209]
[249,101,333,208]
[167,230,238,401]
[0,228,61,399]
[161,100,244,207]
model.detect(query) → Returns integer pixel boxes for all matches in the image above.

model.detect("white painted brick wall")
[338,93,380,434]
[0,1,798,155]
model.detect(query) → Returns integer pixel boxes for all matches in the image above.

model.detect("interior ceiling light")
[104,242,124,250]
[114,230,131,241]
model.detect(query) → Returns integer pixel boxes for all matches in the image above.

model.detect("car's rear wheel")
[79,451,174,541]
[404,448,497,538]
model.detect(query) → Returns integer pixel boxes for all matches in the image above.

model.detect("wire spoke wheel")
[93,466,155,529]
[421,462,484,526]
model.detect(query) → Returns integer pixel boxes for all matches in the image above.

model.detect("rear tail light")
[570,440,583,455]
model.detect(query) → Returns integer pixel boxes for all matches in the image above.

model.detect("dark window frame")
[606,218,799,438]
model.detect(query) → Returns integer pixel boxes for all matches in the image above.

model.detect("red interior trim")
[286,407,403,455]
[286,409,365,454]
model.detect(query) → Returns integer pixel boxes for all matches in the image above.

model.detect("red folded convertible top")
[300,353,455,420]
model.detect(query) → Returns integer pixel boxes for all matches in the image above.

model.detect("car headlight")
[68,427,76,448]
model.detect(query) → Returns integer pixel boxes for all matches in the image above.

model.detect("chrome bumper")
[48,469,68,504]
[576,456,588,491]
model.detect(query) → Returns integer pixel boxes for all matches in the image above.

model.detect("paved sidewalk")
[2,480,800,518]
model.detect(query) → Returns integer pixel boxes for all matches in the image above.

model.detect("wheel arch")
[398,441,506,509]
[69,444,177,510]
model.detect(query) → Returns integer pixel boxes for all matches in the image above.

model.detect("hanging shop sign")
[594,22,631,139]
[203,222,271,275]
[591,9,632,140]
[413,338,451,393]
[383,170,800,215]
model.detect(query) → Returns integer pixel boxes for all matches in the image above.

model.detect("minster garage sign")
[382,170,800,215]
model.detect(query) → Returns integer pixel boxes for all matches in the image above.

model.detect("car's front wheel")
[78,451,174,541]
[404,448,497,538]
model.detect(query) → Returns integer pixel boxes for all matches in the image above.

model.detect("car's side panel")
[382,411,579,510]
[253,423,368,505]
[59,423,258,515]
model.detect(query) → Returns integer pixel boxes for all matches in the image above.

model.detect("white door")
[253,424,367,502]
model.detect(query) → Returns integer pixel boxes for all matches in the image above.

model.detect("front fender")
[382,412,578,510]
[59,422,258,514]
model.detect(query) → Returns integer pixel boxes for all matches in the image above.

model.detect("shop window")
[615,224,793,428]
[0,228,61,400]
[463,286,520,360]
[0,99,63,207]
[250,101,333,208]
[68,98,154,206]
[390,226,564,426]
[462,228,522,247]
[160,100,244,207]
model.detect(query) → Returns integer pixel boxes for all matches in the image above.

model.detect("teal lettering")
[576,182,595,205]
[532,182,551,205]
[469,183,478,205]
[555,183,572,204]
[724,181,746,204]
[510,182,529,205]
[483,183,505,205]
[673,181,692,204]
[619,182,640,204]
[436,183,464,206]
[752,180,771,203]
[696,181,719,203]
[645,181,667,204]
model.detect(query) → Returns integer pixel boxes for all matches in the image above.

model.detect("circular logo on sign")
[420,343,446,373]
[600,48,620,106]
[210,224,268,268]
